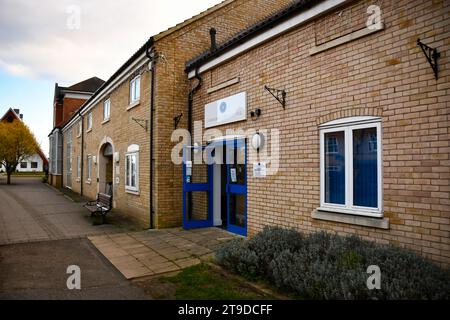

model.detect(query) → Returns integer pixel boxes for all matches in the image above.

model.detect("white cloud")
[0,0,223,83]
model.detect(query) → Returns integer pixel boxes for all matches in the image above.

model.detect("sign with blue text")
[205,92,247,128]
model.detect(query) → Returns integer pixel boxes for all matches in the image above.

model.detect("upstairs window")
[77,120,82,137]
[129,75,141,105]
[103,99,111,120]
[319,117,382,217]
[87,112,92,131]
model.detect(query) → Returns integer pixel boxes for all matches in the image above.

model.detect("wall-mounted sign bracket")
[132,117,148,131]
[417,38,440,80]
[174,113,183,129]
[264,85,286,108]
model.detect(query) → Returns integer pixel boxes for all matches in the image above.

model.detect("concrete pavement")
[0,176,121,244]
[0,238,150,299]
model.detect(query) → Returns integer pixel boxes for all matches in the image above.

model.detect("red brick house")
[48,77,104,188]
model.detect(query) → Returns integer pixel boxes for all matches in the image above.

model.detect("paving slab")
[88,227,239,279]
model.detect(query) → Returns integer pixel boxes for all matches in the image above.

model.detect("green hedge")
[215,226,450,299]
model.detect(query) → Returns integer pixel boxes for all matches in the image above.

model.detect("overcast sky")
[0,0,223,156]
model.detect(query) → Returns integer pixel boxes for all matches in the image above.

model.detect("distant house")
[48,77,104,187]
[0,108,48,173]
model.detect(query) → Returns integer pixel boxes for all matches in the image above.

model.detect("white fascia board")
[188,0,350,79]
[64,92,93,100]
[63,52,149,130]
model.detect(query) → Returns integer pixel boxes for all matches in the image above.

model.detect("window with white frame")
[77,155,81,179]
[77,120,82,136]
[319,116,382,217]
[125,144,139,192]
[129,75,141,105]
[87,112,92,130]
[103,99,111,120]
[86,155,92,182]
[66,129,72,174]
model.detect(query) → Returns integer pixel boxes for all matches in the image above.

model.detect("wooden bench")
[84,193,112,225]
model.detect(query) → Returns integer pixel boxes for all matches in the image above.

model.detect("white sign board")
[205,92,247,128]
[253,162,267,178]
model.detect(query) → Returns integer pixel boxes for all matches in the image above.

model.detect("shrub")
[215,227,450,299]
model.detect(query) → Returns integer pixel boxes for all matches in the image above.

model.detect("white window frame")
[87,112,93,131]
[77,120,82,137]
[129,75,141,105]
[77,155,81,179]
[125,144,139,192]
[86,155,92,182]
[319,116,382,218]
[103,99,111,120]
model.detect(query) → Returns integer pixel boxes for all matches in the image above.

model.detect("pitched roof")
[61,1,238,130]
[66,77,105,93]
[185,0,319,72]
[153,0,234,41]
[0,108,21,122]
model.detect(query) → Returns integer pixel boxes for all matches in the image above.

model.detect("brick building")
[184,0,450,265]
[48,77,104,188]
[52,0,449,266]
[58,0,293,227]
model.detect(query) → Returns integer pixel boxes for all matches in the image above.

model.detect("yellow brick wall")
[63,67,152,227]
[188,0,450,266]
[153,0,295,227]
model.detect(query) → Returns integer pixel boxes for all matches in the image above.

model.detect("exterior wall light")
[251,132,264,151]
[114,152,120,163]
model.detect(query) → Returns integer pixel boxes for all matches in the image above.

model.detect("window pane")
[353,127,378,208]
[131,155,136,187]
[135,77,140,99]
[186,191,208,221]
[229,193,246,227]
[324,131,345,205]
[126,155,130,186]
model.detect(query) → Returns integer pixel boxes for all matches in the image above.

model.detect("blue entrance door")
[182,145,214,229]
[226,139,247,236]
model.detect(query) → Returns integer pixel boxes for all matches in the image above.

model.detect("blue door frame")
[182,140,247,236]
[226,139,247,236]
[182,145,214,229]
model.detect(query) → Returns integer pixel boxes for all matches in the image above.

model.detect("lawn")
[134,263,276,300]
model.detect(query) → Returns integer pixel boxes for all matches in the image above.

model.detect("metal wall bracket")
[132,117,148,131]
[417,38,440,80]
[264,85,286,108]
[173,113,183,129]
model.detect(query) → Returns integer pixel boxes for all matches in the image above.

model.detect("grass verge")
[134,263,276,300]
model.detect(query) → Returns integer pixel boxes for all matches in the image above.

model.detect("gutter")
[145,38,155,229]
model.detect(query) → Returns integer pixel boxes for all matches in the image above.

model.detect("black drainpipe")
[146,39,155,229]
[80,113,84,196]
[188,68,202,134]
